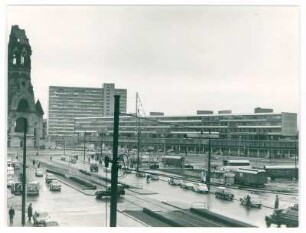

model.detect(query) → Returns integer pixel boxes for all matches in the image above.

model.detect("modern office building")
[48,83,127,137]
[74,108,298,158]
[7,25,44,148]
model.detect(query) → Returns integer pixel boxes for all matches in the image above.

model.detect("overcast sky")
[6,5,299,117]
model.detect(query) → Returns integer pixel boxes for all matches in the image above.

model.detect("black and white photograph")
[2,0,304,230]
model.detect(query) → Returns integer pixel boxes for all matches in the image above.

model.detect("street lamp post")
[207,138,211,191]
[83,130,86,162]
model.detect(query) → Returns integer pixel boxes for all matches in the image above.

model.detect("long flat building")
[73,110,298,158]
[48,83,127,136]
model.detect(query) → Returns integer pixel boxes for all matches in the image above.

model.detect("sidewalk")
[6,209,34,227]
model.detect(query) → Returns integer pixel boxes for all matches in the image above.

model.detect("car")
[265,204,298,227]
[7,178,15,188]
[49,179,61,191]
[33,211,59,227]
[10,181,22,195]
[45,173,56,184]
[95,184,125,199]
[122,166,132,174]
[70,157,77,164]
[27,181,40,196]
[149,163,159,169]
[180,181,195,190]
[193,183,209,194]
[90,163,99,172]
[147,174,159,181]
[35,168,44,177]
[183,164,194,169]
[60,155,66,161]
[168,178,182,186]
[103,167,111,173]
[136,171,146,177]
[215,187,234,201]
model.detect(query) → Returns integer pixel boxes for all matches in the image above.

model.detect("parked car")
[33,211,59,227]
[90,163,99,172]
[49,179,61,191]
[215,187,234,201]
[149,163,159,169]
[168,178,183,186]
[35,168,44,177]
[265,204,298,227]
[10,181,22,195]
[183,164,194,169]
[60,155,66,161]
[103,167,111,173]
[122,166,132,174]
[7,178,15,188]
[95,184,125,199]
[45,173,56,184]
[70,157,77,164]
[147,171,159,181]
[180,181,195,190]
[193,183,209,194]
[136,171,146,177]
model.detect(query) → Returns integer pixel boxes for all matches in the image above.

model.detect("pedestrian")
[33,159,35,166]
[8,206,15,225]
[246,194,251,207]
[274,195,279,209]
[37,162,40,168]
[27,203,33,222]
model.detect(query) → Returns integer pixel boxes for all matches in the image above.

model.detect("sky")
[6,5,300,117]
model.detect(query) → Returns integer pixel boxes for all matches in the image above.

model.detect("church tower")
[7,25,44,148]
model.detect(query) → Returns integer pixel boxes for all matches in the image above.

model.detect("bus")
[221,159,251,172]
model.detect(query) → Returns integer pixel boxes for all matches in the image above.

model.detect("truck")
[215,187,234,201]
[265,204,298,227]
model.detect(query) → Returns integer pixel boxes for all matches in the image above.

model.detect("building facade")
[7,25,44,148]
[48,84,127,137]
[73,110,298,158]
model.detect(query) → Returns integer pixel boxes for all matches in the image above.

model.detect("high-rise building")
[48,83,127,136]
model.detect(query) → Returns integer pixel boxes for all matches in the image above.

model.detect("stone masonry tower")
[7,25,44,148]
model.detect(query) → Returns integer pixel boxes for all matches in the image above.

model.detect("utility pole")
[110,95,120,227]
[83,130,86,162]
[101,132,103,159]
[136,92,140,172]
[21,118,27,226]
[207,138,211,191]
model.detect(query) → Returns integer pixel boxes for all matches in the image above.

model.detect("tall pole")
[207,138,211,191]
[110,95,120,227]
[101,133,103,159]
[136,92,140,172]
[21,118,27,226]
[83,130,86,162]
